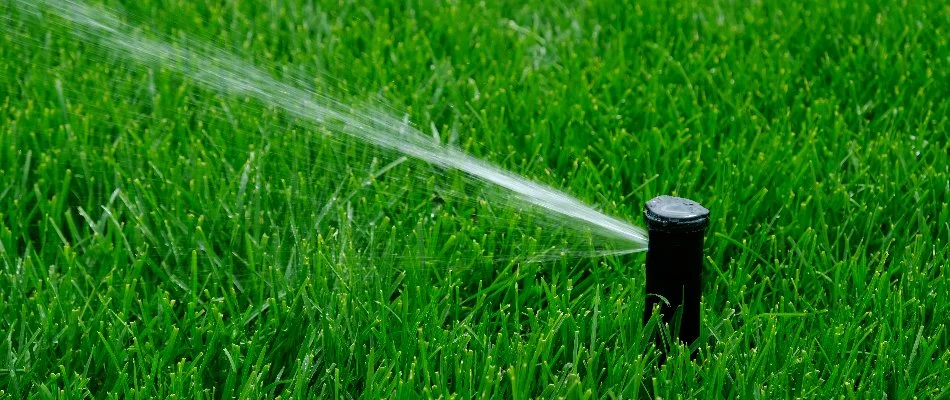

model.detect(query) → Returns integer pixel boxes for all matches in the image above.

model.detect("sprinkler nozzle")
[644,195,709,352]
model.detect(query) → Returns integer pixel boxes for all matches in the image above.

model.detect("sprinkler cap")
[644,195,710,233]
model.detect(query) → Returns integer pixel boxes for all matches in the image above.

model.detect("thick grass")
[1,0,949,397]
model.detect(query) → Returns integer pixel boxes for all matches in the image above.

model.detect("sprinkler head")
[644,195,709,354]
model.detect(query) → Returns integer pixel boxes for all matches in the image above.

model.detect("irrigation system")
[9,0,713,361]
[643,196,710,352]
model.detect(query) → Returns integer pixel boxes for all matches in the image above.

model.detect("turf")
[1,0,949,397]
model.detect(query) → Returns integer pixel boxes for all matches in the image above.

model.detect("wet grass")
[1,0,949,397]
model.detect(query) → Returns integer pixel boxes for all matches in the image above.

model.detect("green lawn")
[2,0,948,397]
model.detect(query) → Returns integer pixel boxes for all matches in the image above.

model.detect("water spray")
[5,0,649,255]
[643,195,709,352]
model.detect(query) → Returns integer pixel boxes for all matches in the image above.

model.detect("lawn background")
[1,0,948,397]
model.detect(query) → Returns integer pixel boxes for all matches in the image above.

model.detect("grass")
[1,0,949,397]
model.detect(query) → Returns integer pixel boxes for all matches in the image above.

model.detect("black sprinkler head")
[644,195,710,353]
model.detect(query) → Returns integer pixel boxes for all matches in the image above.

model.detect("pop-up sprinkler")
[643,195,710,351]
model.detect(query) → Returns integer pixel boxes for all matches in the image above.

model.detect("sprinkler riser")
[643,195,709,350]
